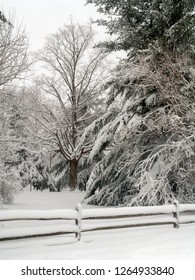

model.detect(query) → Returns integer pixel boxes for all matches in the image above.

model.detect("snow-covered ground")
[0,188,195,260]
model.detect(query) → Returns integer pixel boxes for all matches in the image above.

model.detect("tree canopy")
[87,0,195,53]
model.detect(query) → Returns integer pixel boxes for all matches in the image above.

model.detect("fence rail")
[0,200,195,241]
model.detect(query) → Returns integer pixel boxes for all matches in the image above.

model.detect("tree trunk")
[69,158,78,190]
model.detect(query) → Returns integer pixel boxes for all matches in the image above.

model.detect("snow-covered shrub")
[0,171,21,206]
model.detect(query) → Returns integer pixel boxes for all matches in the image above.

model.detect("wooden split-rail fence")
[0,200,195,241]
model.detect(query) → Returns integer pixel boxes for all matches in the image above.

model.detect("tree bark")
[69,158,78,190]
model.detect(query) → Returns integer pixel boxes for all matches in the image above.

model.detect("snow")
[0,188,195,260]
[0,224,195,260]
[81,204,175,219]
[0,209,78,221]
[179,204,195,212]
[179,216,195,224]
[0,224,78,239]
[1,187,86,210]
[81,216,176,232]
[145,93,156,106]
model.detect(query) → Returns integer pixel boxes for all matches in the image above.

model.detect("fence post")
[75,203,82,241]
[173,200,179,228]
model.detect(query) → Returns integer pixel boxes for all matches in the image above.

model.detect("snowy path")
[0,188,195,260]
[1,188,86,210]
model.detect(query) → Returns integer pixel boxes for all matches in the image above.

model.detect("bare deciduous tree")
[35,20,109,190]
[0,10,13,27]
[0,15,29,89]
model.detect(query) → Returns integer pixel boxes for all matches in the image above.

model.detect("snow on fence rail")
[0,209,79,241]
[0,201,195,241]
[80,204,177,233]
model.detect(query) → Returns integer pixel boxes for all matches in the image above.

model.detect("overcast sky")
[1,0,102,50]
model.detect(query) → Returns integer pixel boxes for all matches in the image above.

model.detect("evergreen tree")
[87,0,195,53]
[0,102,23,205]
[3,104,55,194]
[84,0,195,206]
[28,152,55,192]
